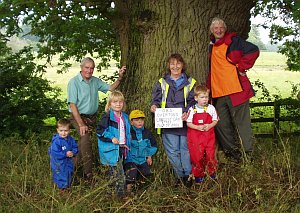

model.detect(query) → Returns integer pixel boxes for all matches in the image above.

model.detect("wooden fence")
[250,100,300,139]
[47,100,300,139]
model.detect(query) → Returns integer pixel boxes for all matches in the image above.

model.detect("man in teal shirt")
[68,57,126,183]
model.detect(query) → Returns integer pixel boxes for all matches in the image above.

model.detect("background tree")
[0,0,256,121]
[248,24,266,51]
[0,45,65,136]
[253,0,300,71]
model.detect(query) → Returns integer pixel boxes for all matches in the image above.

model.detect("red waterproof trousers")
[187,112,218,178]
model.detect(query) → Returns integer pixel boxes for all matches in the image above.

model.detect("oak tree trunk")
[113,0,255,122]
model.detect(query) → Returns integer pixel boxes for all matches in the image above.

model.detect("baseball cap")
[129,110,145,120]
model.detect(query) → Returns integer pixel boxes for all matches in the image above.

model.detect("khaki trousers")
[70,114,97,176]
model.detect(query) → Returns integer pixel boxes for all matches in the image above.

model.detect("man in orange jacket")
[206,17,260,163]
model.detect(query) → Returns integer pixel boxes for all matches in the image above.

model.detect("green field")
[44,52,300,100]
[249,52,300,100]
[44,58,119,100]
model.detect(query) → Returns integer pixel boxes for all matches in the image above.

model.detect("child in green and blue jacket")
[124,109,157,194]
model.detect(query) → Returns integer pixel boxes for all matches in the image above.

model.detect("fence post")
[273,101,280,142]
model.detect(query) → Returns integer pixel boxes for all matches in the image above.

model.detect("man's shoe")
[183,175,193,188]
[174,178,182,188]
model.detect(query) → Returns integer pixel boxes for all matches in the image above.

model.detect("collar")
[78,72,92,82]
[170,73,187,88]
[196,104,207,109]
[54,133,68,141]
[170,73,184,81]
[211,32,237,46]
[195,104,208,112]
[132,125,144,132]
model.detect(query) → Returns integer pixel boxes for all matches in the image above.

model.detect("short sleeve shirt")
[67,73,110,114]
[187,104,219,123]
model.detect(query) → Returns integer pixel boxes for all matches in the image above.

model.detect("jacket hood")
[52,133,69,141]
[52,133,60,140]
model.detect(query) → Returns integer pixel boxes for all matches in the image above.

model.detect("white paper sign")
[155,108,183,128]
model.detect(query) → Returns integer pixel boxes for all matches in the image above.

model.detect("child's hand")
[197,125,205,131]
[121,144,130,150]
[147,156,152,165]
[203,124,211,131]
[66,151,74,158]
[112,137,119,144]
[182,112,188,121]
[150,105,157,113]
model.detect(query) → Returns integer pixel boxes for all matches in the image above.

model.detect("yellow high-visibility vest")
[157,77,196,134]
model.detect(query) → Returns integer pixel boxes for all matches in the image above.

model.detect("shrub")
[0,45,65,137]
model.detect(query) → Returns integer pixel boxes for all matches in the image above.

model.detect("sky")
[251,12,290,45]
[251,15,270,44]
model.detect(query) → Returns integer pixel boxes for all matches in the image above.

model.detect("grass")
[0,133,299,212]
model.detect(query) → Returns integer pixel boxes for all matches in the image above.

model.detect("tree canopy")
[1,1,299,71]
[0,0,121,72]
[253,0,300,71]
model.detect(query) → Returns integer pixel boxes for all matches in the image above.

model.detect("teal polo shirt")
[67,73,110,115]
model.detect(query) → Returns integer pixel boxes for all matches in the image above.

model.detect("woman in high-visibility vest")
[151,53,196,188]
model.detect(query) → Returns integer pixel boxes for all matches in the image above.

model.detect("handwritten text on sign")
[155,108,183,128]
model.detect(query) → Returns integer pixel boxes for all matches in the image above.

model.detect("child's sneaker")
[195,177,204,184]
[126,183,134,197]
[210,174,217,180]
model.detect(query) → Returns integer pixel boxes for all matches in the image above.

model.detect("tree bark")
[113,0,256,120]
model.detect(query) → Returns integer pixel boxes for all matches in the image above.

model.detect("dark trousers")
[214,96,254,159]
[108,147,126,197]
[108,164,126,197]
[124,162,151,184]
[71,114,97,176]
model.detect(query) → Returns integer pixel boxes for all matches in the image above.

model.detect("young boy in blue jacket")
[124,110,158,194]
[49,119,78,192]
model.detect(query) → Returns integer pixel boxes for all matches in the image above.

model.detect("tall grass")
[1,133,299,212]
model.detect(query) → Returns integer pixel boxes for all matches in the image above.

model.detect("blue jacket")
[151,73,196,136]
[48,134,78,189]
[125,126,158,165]
[96,109,131,166]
